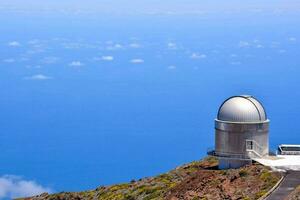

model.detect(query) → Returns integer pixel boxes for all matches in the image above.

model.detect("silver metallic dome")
[217,95,267,122]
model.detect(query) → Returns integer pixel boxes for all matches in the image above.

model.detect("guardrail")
[246,140,264,158]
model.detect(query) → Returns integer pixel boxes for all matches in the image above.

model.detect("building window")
[246,140,253,150]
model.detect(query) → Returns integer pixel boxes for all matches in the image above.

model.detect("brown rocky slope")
[286,185,300,200]
[17,157,283,200]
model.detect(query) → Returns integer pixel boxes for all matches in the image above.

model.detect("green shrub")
[255,190,267,198]
[239,170,248,177]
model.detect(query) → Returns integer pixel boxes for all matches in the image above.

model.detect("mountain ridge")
[17,157,285,200]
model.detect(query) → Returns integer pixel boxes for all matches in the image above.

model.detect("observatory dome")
[217,95,267,123]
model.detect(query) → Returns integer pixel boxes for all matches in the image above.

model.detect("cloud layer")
[101,56,114,61]
[69,61,84,67]
[130,59,144,64]
[8,41,21,47]
[24,74,53,80]
[190,53,207,59]
[0,175,52,200]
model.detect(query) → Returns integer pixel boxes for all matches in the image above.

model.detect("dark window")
[281,146,300,152]
[246,141,253,150]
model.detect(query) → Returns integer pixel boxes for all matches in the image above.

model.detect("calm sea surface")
[0,12,300,192]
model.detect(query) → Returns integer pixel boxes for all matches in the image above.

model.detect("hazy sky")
[1,0,300,15]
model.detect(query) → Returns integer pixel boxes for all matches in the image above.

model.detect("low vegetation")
[17,157,282,200]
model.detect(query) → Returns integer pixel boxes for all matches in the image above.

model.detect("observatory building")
[210,95,270,169]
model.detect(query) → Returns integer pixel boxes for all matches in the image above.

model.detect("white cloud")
[238,40,263,48]
[106,43,123,50]
[0,175,52,199]
[278,49,287,54]
[3,58,15,63]
[113,44,123,48]
[255,44,264,48]
[62,42,82,49]
[130,59,144,64]
[24,74,52,80]
[28,39,40,45]
[25,65,42,69]
[289,37,297,42]
[270,41,280,48]
[69,61,84,67]
[238,41,250,48]
[190,53,207,59]
[168,65,176,70]
[167,42,177,50]
[8,41,21,47]
[101,56,114,61]
[105,40,113,45]
[129,43,141,48]
[20,57,30,62]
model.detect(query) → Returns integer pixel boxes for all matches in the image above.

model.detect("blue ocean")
[0,5,300,197]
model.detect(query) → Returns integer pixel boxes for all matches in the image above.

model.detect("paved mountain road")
[266,171,300,200]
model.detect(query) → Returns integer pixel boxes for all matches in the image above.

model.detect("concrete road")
[266,171,300,200]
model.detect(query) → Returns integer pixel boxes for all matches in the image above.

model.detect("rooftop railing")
[278,151,300,155]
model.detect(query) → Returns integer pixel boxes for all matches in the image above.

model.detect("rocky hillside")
[286,185,300,200]
[18,157,282,200]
